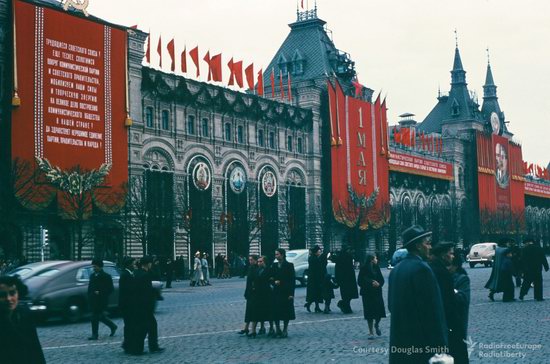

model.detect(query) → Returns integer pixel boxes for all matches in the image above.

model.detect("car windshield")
[473,245,487,250]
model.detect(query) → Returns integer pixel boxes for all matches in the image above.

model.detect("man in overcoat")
[334,245,358,314]
[484,239,510,301]
[520,237,549,301]
[134,256,164,354]
[119,257,139,355]
[388,225,448,364]
[88,258,117,340]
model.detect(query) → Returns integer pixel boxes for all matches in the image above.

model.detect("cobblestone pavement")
[39,264,550,364]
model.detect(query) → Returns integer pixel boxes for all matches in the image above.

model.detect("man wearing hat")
[134,256,164,354]
[388,225,448,364]
[430,241,468,363]
[87,258,117,340]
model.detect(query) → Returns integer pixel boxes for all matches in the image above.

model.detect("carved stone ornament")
[262,171,277,197]
[192,162,211,191]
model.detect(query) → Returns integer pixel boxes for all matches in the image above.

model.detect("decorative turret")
[481,49,508,135]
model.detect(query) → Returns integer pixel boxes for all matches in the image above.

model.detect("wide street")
[39,265,550,364]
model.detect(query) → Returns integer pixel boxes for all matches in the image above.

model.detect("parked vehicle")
[466,243,497,268]
[17,260,163,322]
[284,249,336,287]
[388,248,408,269]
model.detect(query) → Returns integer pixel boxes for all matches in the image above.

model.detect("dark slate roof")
[481,63,509,134]
[418,47,483,133]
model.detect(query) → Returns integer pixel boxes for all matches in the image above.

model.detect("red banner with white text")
[12,0,128,217]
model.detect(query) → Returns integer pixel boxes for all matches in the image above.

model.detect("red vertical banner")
[233,60,243,88]
[493,135,511,208]
[167,38,175,72]
[256,69,264,96]
[244,63,254,90]
[189,46,199,77]
[180,47,187,73]
[509,142,525,216]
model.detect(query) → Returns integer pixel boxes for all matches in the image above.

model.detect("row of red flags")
[144,35,293,102]
[523,162,550,180]
[392,127,444,155]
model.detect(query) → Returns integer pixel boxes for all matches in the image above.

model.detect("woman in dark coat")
[305,245,326,313]
[358,254,386,339]
[0,275,46,364]
[270,248,296,338]
[239,255,258,335]
[334,246,358,314]
[500,249,516,302]
[249,256,274,337]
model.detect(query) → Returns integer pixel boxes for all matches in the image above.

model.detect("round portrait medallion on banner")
[262,170,277,197]
[229,166,246,194]
[193,162,211,191]
[495,143,509,188]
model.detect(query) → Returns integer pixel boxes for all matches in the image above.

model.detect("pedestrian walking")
[201,253,211,285]
[238,255,258,336]
[449,254,470,364]
[520,237,549,301]
[0,275,46,364]
[222,256,231,278]
[358,254,386,340]
[270,248,295,338]
[305,245,326,313]
[322,271,338,314]
[252,256,274,336]
[119,257,141,355]
[191,251,203,286]
[135,256,164,354]
[166,258,176,288]
[485,239,510,301]
[87,258,117,340]
[430,241,468,363]
[334,245,358,314]
[215,253,224,279]
[388,225,448,364]
[500,249,516,302]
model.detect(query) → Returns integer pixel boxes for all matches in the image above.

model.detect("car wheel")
[469,262,476,268]
[65,298,84,323]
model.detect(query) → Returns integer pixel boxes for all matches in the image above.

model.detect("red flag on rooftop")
[189,46,199,77]
[145,34,151,64]
[270,69,275,98]
[130,24,138,29]
[245,63,254,90]
[227,57,235,86]
[210,53,222,82]
[257,69,264,96]
[157,36,162,68]
[351,77,363,98]
[167,38,175,72]
[287,72,292,102]
[233,61,243,88]
[203,51,211,81]
[279,70,285,100]
[181,47,187,73]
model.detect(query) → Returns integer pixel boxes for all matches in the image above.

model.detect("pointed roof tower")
[481,51,509,135]
[262,5,373,98]
[419,34,483,133]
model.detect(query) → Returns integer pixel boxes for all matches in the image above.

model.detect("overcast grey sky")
[88,0,550,166]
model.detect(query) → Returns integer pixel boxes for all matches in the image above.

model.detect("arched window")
[269,132,275,149]
[201,118,209,137]
[145,107,153,128]
[224,123,232,141]
[187,115,195,135]
[258,129,265,147]
[237,125,244,144]
[161,110,170,130]
[287,135,293,152]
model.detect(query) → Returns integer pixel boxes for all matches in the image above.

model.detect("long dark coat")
[521,243,549,276]
[118,268,135,315]
[248,266,273,322]
[306,252,327,303]
[0,306,46,364]
[431,259,467,363]
[87,270,114,311]
[452,268,471,364]
[388,254,448,364]
[334,250,358,301]
[358,263,386,320]
[270,260,296,321]
[244,265,258,322]
[134,268,156,314]
[484,246,507,292]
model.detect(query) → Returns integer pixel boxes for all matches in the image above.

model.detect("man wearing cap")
[87,258,117,340]
[388,225,448,364]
